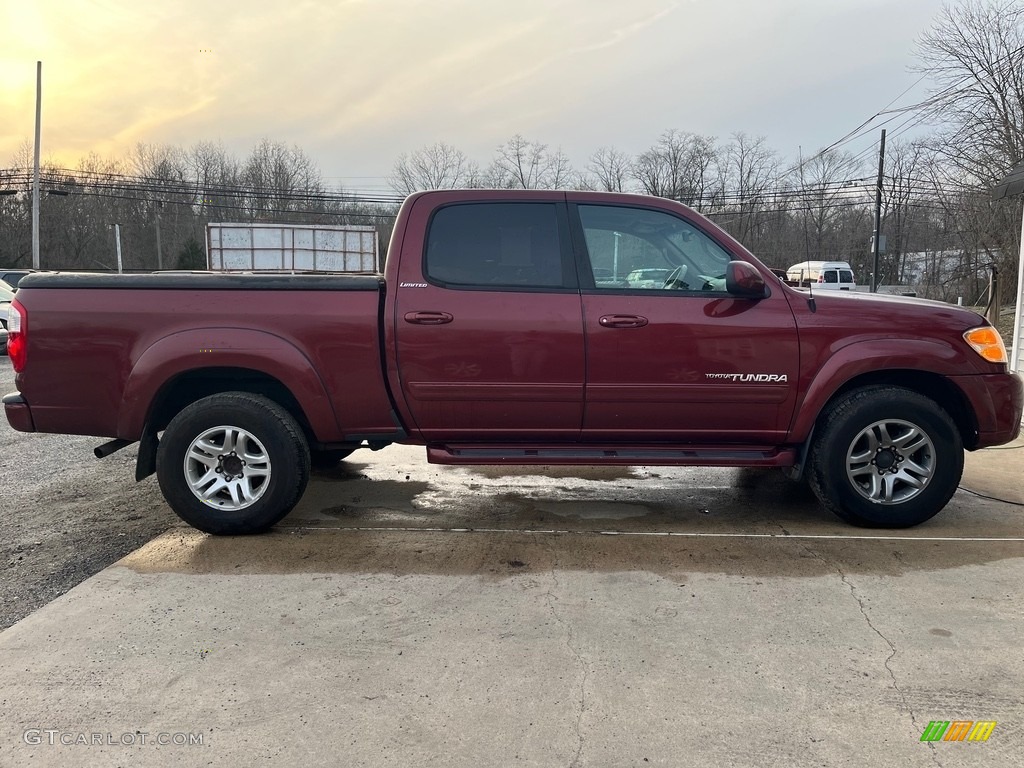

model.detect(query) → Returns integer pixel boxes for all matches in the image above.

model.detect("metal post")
[985,265,1000,327]
[613,232,620,280]
[32,61,42,270]
[114,224,123,273]
[1011,206,1024,372]
[154,206,163,270]
[870,129,886,292]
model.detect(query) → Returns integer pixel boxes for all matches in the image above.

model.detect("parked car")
[0,279,15,335]
[0,326,7,355]
[786,260,856,290]
[0,270,33,289]
[626,268,672,289]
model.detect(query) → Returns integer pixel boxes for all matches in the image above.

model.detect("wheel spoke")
[875,423,893,447]
[894,468,925,489]
[194,437,223,456]
[201,476,228,499]
[867,472,883,501]
[188,446,219,469]
[849,464,876,478]
[882,474,898,502]
[190,468,219,492]
[849,448,874,465]
[892,428,925,453]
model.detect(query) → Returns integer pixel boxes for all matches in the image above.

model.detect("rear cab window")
[423,203,574,290]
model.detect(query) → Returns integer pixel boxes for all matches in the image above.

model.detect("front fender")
[788,337,974,442]
[117,328,342,441]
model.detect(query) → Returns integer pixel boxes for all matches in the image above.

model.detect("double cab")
[4,190,1021,533]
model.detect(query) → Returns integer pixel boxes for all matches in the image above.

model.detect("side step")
[427,444,797,467]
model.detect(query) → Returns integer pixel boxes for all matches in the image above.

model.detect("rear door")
[393,195,585,441]
[570,199,800,443]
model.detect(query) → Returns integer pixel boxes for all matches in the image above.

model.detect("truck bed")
[12,272,397,443]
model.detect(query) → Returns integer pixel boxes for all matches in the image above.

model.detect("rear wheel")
[156,393,310,535]
[808,386,963,527]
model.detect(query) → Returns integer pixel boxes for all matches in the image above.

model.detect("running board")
[427,444,797,467]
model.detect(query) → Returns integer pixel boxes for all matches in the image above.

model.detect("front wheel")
[156,393,310,535]
[808,386,963,528]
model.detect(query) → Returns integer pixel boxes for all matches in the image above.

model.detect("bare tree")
[915,0,1024,181]
[633,130,719,211]
[243,139,324,220]
[717,132,778,243]
[791,150,865,264]
[587,146,632,192]
[388,142,480,195]
[914,0,1024,303]
[487,135,574,189]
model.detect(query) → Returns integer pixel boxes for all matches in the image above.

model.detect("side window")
[424,203,567,288]
[577,205,733,292]
[823,270,838,284]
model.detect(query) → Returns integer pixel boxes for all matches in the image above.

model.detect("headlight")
[963,325,1008,364]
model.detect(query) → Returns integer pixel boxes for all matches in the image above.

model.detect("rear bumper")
[3,392,35,432]
[952,372,1023,448]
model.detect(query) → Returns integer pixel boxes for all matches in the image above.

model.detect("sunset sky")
[1,0,950,192]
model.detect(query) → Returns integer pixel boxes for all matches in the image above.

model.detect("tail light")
[817,275,825,283]
[7,300,26,372]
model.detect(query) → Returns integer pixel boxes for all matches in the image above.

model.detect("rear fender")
[117,328,342,441]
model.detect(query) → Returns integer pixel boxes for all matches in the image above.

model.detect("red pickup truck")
[4,190,1021,534]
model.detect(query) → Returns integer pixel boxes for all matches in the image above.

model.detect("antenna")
[804,267,817,312]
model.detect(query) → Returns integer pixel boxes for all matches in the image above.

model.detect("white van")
[786,261,857,290]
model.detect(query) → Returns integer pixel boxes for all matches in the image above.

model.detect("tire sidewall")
[157,395,308,534]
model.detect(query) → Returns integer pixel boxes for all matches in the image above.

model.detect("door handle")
[599,314,649,329]
[404,311,454,325]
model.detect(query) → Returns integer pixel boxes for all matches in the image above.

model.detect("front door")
[570,200,800,443]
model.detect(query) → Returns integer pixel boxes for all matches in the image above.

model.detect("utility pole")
[32,61,42,270]
[870,129,887,293]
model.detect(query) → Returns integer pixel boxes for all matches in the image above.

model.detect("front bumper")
[951,372,1023,448]
[3,392,35,432]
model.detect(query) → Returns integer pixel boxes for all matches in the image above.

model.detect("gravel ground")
[0,358,176,630]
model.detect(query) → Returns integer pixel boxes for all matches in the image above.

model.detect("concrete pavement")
[0,439,1022,767]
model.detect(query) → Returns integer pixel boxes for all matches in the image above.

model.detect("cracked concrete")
[801,543,915,725]
[543,567,589,768]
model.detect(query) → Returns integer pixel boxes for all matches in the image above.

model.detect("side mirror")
[726,261,768,299]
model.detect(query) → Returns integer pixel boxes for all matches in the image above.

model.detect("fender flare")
[788,337,973,442]
[117,328,342,442]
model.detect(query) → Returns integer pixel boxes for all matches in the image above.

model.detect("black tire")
[156,392,310,535]
[310,448,357,469]
[807,386,963,528]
